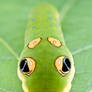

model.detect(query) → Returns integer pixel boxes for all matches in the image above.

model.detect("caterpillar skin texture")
[17,4,75,92]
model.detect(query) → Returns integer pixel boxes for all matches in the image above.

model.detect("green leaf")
[0,0,92,92]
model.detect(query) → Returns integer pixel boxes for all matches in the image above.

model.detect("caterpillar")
[17,4,75,92]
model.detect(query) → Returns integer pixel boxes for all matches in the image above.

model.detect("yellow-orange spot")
[47,37,61,47]
[55,56,63,71]
[55,56,69,76]
[17,57,36,92]
[27,58,36,75]
[28,38,42,48]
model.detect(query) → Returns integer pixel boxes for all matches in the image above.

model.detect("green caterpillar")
[17,4,75,92]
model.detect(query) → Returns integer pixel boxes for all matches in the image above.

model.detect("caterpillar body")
[17,4,75,92]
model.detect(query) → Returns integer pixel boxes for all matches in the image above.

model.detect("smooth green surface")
[0,0,92,92]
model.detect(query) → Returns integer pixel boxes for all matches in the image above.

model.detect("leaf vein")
[72,44,92,55]
[0,38,19,60]
[0,87,15,92]
[60,0,77,22]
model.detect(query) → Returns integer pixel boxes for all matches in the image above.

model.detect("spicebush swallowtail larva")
[17,4,75,92]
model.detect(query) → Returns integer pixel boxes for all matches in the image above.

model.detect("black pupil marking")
[20,59,29,72]
[62,58,71,72]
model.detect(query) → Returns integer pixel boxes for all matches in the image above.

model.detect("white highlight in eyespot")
[30,61,33,66]
[58,59,61,64]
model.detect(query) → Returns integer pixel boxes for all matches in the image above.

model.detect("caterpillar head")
[17,3,75,92]
[17,37,75,92]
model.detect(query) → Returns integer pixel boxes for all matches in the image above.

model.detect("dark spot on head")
[49,24,52,27]
[20,59,29,72]
[32,18,36,21]
[48,16,52,20]
[32,25,36,29]
[48,10,51,14]
[62,57,71,72]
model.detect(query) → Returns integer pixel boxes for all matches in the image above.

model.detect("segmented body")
[17,4,75,92]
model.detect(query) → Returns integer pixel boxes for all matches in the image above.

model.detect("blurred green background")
[0,0,92,92]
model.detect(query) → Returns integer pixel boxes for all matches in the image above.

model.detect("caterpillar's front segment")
[17,4,75,92]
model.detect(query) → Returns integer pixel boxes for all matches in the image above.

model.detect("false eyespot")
[19,58,36,76]
[55,56,71,76]
[28,37,42,48]
[47,37,62,47]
